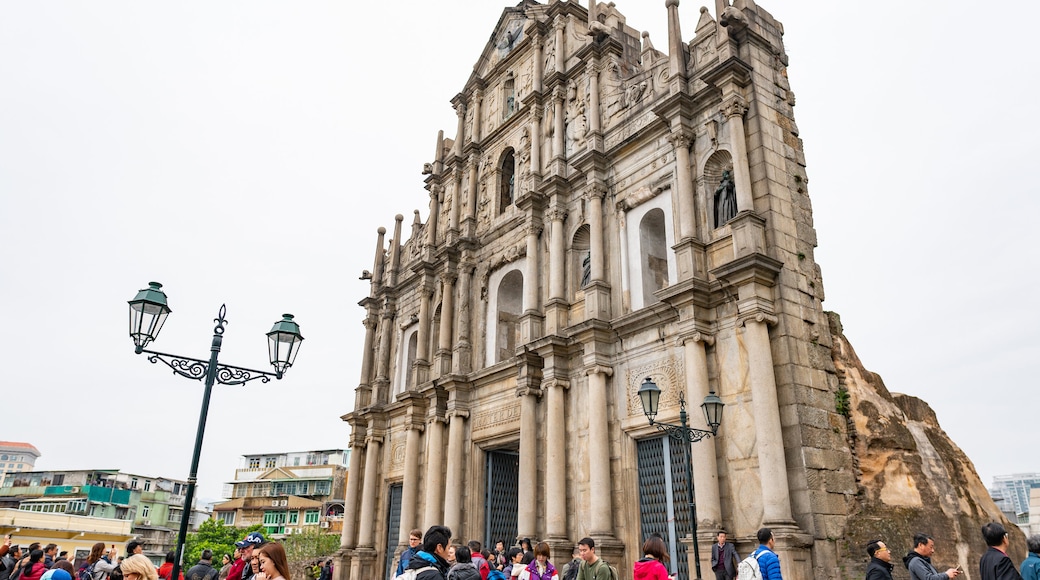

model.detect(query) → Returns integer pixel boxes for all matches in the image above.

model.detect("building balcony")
[0,486,46,497]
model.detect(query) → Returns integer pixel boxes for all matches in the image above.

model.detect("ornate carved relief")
[518,128,532,196]
[389,438,406,471]
[625,356,686,416]
[564,80,588,156]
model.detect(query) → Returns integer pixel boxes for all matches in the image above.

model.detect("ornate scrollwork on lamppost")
[127,282,303,580]
[637,377,725,580]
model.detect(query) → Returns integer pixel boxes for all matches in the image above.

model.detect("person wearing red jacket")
[633,536,671,580]
[19,551,48,580]
[158,552,184,580]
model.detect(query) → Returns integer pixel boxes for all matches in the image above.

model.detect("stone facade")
[333,2,952,580]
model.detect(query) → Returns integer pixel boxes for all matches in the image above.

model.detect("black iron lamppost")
[128,282,303,580]
[637,377,724,580]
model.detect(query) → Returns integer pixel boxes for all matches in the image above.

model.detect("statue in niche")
[580,251,591,288]
[714,170,738,227]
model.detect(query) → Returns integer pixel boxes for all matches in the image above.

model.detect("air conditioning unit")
[70,486,81,493]
[271,500,279,507]
[320,521,329,528]
[284,528,292,535]
[280,500,288,507]
[143,520,151,526]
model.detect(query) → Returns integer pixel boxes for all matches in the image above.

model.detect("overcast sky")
[1,0,1037,505]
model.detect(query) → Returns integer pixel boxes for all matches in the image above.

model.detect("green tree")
[282,528,340,565]
[183,520,266,566]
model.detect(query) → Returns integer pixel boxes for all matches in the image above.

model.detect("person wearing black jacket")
[865,540,894,580]
[403,526,453,580]
[186,551,219,580]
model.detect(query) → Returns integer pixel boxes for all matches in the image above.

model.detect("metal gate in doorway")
[384,483,402,580]
[484,450,519,548]
[636,436,692,580]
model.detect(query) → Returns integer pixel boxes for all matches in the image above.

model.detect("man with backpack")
[559,546,581,580]
[739,529,782,580]
[575,538,617,580]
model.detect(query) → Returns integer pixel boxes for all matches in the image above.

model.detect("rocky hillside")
[827,312,1025,580]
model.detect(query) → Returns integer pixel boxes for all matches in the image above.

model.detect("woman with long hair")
[86,543,118,580]
[633,535,671,580]
[518,542,557,580]
[255,543,290,580]
[121,555,159,580]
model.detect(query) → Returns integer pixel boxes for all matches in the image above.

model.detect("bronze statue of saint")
[714,170,738,227]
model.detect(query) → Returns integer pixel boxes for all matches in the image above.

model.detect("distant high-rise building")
[991,473,1040,518]
[0,441,41,487]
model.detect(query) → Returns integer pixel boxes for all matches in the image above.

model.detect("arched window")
[500,150,515,214]
[640,208,668,304]
[496,270,524,363]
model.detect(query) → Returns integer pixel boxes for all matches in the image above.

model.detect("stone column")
[389,213,403,286]
[548,209,567,300]
[587,60,601,135]
[743,314,794,524]
[373,308,394,403]
[532,31,544,93]
[682,332,722,526]
[454,101,466,159]
[552,87,565,162]
[586,366,614,534]
[723,98,754,213]
[371,227,386,290]
[422,416,446,528]
[355,433,383,547]
[426,187,441,254]
[517,386,540,541]
[339,441,364,549]
[671,131,696,240]
[524,224,541,314]
[436,272,456,376]
[666,0,688,94]
[530,110,542,178]
[617,212,630,311]
[357,316,378,407]
[466,154,479,232]
[471,89,483,144]
[442,409,468,537]
[588,188,605,282]
[414,288,432,386]
[554,16,566,73]
[398,424,423,541]
[544,379,568,538]
[453,265,473,374]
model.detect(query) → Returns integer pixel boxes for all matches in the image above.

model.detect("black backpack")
[563,559,581,580]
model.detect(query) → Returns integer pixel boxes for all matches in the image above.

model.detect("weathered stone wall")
[828,311,1025,580]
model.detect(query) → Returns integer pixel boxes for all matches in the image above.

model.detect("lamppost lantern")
[701,390,725,434]
[126,283,301,580]
[267,313,304,377]
[128,281,171,353]
[638,377,662,423]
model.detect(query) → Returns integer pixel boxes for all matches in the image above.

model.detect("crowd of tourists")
[864,523,1040,580]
